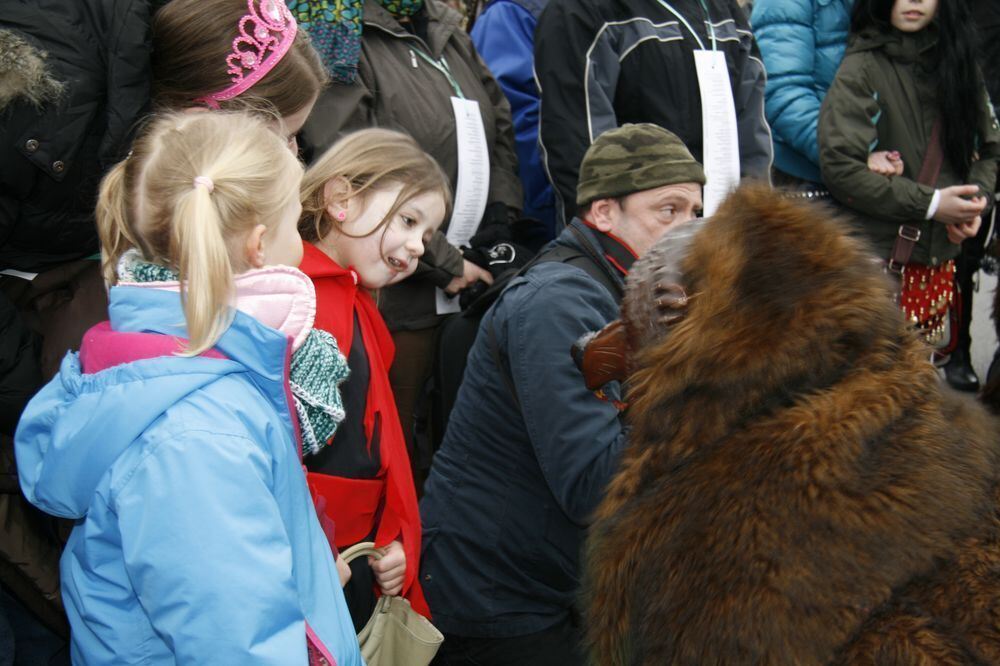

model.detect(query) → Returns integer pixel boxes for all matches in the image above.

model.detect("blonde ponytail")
[173,183,235,356]
[99,111,303,355]
[96,159,138,286]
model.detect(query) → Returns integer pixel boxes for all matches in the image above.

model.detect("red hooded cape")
[299,242,428,618]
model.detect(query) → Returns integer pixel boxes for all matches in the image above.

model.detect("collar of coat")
[363,0,462,59]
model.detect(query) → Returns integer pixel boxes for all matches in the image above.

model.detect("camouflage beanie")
[576,124,705,207]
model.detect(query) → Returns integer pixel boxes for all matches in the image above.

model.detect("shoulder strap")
[888,119,943,275]
[917,119,944,188]
[486,224,624,409]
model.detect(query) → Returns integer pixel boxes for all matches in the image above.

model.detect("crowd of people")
[2,0,1000,663]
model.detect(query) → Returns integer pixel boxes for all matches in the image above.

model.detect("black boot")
[944,238,985,392]
[944,347,980,392]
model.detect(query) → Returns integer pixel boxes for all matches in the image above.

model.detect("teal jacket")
[752,0,852,182]
[15,286,363,665]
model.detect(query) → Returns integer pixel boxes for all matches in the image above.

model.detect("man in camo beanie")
[418,122,705,661]
[576,123,706,208]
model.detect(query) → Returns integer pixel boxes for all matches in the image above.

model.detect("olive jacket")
[300,0,522,331]
[818,27,1000,265]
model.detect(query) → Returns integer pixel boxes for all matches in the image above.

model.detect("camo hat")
[576,124,705,207]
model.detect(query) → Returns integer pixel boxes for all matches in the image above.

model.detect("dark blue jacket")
[419,220,627,637]
[752,0,852,182]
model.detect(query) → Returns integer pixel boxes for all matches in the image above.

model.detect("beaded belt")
[898,260,955,346]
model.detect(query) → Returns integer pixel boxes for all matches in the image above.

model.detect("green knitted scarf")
[118,251,349,455]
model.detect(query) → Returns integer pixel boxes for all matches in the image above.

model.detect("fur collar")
[0,29,64,112]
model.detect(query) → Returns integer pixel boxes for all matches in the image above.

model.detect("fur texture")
[0,29,64,111]
[584,186,1000,665]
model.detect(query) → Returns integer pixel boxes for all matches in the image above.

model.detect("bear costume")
[582,186,1000,664]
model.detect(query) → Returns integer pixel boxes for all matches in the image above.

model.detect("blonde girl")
[15,111,362,666]
[298,128,450,628]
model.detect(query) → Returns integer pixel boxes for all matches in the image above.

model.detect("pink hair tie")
[193,0,298,108]
[193,176,215,193]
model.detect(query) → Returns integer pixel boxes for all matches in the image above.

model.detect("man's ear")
[245,224,268,268]
[587,198,619,234]
[323,176,352,221]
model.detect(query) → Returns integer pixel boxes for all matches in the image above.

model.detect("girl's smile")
[319,184,446,290]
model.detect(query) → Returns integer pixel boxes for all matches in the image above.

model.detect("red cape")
[300,242,429,618]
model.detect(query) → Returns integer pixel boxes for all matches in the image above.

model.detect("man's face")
[608,182,703,257]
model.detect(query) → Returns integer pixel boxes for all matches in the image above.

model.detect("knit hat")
[576,124,705,207]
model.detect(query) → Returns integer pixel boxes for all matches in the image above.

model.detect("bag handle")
[341,541,382,564]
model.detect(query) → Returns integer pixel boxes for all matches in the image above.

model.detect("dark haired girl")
[819,0,1000,348]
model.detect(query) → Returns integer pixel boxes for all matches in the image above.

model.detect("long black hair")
[850,0,980,178]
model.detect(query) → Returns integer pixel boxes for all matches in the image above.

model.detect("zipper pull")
[409,49,418,68]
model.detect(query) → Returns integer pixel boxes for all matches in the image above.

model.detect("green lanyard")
[410,47,465,99]
[698,0,718,51]
[655,0,717,51]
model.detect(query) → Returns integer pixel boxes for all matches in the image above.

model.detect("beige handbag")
[341,541,443,666]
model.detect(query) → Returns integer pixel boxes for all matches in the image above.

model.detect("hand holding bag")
[341,541,443,666]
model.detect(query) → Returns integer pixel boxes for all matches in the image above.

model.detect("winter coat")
[419,220,628,637]
[974,0,1000,113]
[471,0,556,239]
[14,282,363,666]
[585,185,1000,665]
[751,0,852,182]
[535,0,772,223]
[818,27,1000,265]
[299,0,522,332]
[0,0,151,272]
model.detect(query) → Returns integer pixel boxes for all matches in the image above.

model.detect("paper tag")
[435,287,461,315]
[446,97,490,247]
[0,268,38,281]
[693,50,740,217]
[437,97,491,315]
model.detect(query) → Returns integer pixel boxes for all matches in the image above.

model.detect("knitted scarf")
[288,0,424,84]
[289,1,364,84]
[118,251,349,456]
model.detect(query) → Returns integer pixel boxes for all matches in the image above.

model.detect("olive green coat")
[818,28,1000,265]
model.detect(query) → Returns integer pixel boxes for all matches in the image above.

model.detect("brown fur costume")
[584,186,1000,665]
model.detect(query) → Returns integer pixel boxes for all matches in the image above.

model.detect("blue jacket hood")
[15,286,291,519]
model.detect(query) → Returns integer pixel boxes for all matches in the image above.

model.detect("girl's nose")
[407,233,425,257]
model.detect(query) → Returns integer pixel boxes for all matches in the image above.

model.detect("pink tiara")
[195,0,298,108]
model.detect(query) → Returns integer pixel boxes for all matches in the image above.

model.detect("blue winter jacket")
[471,0,556,240]
[420,220,627,637]
[752,0,853,182]
[15,286,363,666]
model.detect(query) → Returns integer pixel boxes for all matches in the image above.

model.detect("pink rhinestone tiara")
[195,0,298,108]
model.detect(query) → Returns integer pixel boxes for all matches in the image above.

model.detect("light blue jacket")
[15,286,363,666]
[752,0,853,182]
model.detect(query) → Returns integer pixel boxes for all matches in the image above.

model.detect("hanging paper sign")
[693,49,740,217]
[436,96,491,314]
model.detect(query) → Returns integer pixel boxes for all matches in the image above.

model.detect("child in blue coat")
[14,111,363,665]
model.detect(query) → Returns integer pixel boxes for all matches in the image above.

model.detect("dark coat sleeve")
[535,0,610,221]
[729,0,774,180]
[503,266,627,524]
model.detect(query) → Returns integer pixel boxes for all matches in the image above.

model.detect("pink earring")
[335,210,347,221]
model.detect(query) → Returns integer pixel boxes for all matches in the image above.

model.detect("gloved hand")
[468,202,515,250]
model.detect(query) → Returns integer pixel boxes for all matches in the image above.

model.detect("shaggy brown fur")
[584,186,1000,665]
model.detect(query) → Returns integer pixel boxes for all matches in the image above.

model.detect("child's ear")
[245,224,268,268]
[323,177,352,222]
